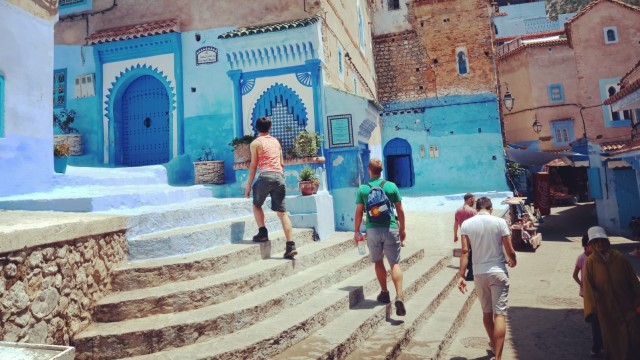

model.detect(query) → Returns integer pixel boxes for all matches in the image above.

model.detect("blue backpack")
[365,180,394,224]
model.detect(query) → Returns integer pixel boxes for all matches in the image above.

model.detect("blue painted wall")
[380,94,508,196]
[53,45,103,167]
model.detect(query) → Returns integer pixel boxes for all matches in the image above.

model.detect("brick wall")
[373,0,497,103]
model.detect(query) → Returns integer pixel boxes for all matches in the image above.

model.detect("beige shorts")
[474,272,510,316]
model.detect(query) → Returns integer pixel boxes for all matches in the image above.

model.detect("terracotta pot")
[298,180,318,196]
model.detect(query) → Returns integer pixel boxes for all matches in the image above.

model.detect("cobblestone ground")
[437,203,640,360]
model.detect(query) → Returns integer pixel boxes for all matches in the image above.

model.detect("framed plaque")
[327,114,353,148]
[196,46,218,65]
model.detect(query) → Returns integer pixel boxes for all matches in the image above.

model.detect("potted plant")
[53,109,82,155]
[194,146,224,184]
[298,165,319,195]
[228,135,255,163]
[292,131,321,159]
[53,142,70,174]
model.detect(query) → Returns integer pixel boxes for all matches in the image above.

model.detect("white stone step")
[74,234,422,359]
[126,212,283,260]
[52,165,169,187]
[110,228,314,291]
[275,253,453,360]
[118,245,427,360]
[345,258,472,360]
[93,232,353,322]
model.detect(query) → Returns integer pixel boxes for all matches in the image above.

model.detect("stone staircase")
[72,227,475,359]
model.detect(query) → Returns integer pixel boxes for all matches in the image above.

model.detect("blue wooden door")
[613,168,640,228]
[388,155,412,188]
[121,75,170,166]
[384,138,414,188]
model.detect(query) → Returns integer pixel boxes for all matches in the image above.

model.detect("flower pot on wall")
[54,157,68,174]
[194,160,224,184]
[299,180,318,196]
[54,134,83,156]
[233,143,251,163]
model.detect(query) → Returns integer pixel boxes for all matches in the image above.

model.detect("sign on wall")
[327,114,353,148]
[196,46,218,65]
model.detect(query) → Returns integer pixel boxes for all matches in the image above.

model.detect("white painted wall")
[0,1,55,196]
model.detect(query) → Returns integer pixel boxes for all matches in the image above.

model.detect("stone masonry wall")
[0,231,127,345]
[373,0,496,103]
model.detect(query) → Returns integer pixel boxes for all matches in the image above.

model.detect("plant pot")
[54,134,83,156]
[233,143,251,163]
[194,160,224,184]
[299,180,319,196]
[54,156,68,174]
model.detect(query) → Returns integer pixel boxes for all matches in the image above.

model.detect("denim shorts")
[474,272,510,315]
[365,227,401,265]
[252,171,286,212]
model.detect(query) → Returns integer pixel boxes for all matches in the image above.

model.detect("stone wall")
[0,231,127,345]
[373,0,497,103]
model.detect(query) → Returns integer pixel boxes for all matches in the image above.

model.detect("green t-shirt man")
[355,177,402,229]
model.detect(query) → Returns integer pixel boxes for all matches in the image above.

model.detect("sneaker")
[252,227,269,242]
[284,241,297,259]
[395,297,406,316]
[376,291,391,304]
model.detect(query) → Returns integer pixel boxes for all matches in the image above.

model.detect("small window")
[551,119,574,147]
[548,83,564,103]
[429,145,439,158]
[0,74,4,138]
[603,26,618,44]
[353,75,358,95]
[74,74,95,98]
[337,44,344,81]
[456,48,468,76]
[53,69,67,109]
[388,0,400,10]
[59,0,86,6]
[357,0,365,52]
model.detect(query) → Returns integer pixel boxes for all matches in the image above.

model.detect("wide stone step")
[126,212,283,260]
[274,254,453,360]
[52,165,169,187]
[398,269,477,359]
[120,245,427,360]
[107,197,262,239]
[93,232,354,322]
[346,258,472,360]
[75,234,415,359]
[0,184,213,212]
[110,228,315,291]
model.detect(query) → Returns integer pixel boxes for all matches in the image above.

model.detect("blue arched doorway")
[115,75,170,166]
[384,138,414,188]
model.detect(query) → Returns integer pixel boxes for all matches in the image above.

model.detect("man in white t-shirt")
[458,197,517,360]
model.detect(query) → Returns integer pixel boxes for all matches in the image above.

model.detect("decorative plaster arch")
[104,64,177,164]
[250,83,309,130]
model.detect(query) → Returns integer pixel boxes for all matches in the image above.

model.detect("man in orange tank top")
[245,117,296,259]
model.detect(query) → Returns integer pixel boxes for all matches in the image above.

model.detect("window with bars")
[53,69,66,109]
[603,26,618,44]
[548,83,564,103]
[251,84,309,158]
[551,119,574,147]
[456,48,468,76]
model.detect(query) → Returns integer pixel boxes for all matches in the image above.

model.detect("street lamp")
[532,118,542,134]
[502,83,515,112]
